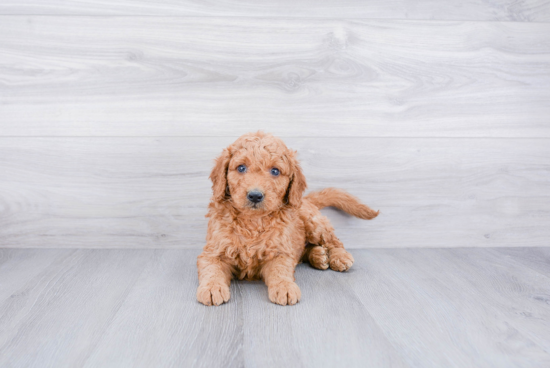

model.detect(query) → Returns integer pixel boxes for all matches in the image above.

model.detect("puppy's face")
[210,132,307,214]
[227,144,291,213]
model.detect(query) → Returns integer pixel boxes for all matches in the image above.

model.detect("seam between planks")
[0,15,548,24]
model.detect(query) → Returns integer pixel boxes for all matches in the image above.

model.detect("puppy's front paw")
[329,248,354,272]
[197,283,230,306]
[268,281,301,306]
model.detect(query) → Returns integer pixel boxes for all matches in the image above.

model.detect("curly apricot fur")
[196,132,378,306]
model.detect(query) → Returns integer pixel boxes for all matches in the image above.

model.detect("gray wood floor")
[0,247,549,368]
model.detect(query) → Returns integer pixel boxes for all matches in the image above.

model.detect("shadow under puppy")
[197,132,378,306]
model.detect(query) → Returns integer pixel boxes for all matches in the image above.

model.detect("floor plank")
[0,249,154,367]
[349,249,550,367]
[494,247,550,278]
[0,248,73,303]
[237,268,409,367]
[83,249,244,368]
[442,248,550,353]
[1,137,549,249]
[1,17,549,137]
[1,248,550,367]
[0,0,549,21]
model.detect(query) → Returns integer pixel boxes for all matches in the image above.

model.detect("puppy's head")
[210,131,306,214]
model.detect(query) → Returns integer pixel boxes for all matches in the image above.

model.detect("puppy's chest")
[227,225,283,279]
[233,228,278,261]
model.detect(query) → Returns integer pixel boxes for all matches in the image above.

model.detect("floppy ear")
[209,148,231,202]
[286,154,307,208]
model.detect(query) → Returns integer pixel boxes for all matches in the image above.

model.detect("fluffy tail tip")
[360,208,380,220]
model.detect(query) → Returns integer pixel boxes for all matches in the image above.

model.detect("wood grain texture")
[0,249,154,367]
[0,248,71,301]
[1,137,549,249]
[0,0,549,21]
[349,249,550,368]
[236,269,409,367]
[495,247,550,278]
[82,249,245,368]
[1,17,550,137]
[1,248,550,367]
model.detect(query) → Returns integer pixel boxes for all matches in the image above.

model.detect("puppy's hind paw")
[308,246,329,270]
[329,249,354,272]
[197,283,231,306]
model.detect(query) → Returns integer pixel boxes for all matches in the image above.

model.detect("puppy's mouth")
[246,201,264,210]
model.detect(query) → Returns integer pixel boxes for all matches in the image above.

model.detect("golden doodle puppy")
[197,132,378,306]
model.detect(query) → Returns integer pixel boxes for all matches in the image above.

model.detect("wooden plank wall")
[0,2,549,248]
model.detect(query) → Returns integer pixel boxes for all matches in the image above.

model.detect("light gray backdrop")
[1,1,549,249]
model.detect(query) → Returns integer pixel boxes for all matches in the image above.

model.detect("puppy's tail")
[304,188,379,220]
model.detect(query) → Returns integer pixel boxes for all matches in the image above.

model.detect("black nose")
[247,191,264,203]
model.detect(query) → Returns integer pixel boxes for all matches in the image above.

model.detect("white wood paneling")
[1,17,549,137]
[1,137,548,248]
[0,0,549,21]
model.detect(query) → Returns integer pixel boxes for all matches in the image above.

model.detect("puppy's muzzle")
[247,190,264,204]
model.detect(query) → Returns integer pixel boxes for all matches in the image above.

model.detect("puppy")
[197,132,378,306]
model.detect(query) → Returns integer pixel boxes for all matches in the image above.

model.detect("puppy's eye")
[237,165,247,173]
[270,168,280,176]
